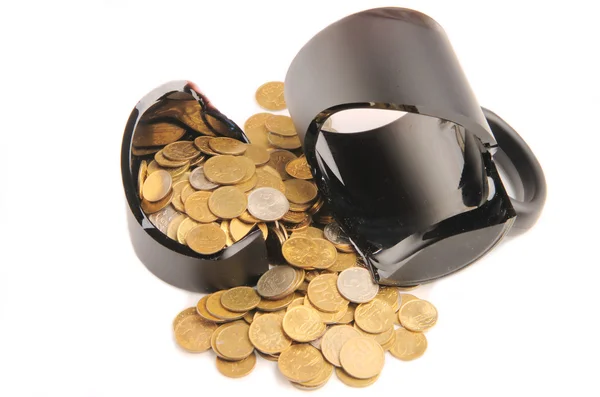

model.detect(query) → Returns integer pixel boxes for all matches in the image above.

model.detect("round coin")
[294,360,333,388]
[268,132,302,150]
[186,223,226,255]
[166,213,186,240]
[196,295,225,323]
[256,266,297,299]
[328,252,358,272]
[282,210,309,224]
[244,113,275,150]
[142,169,172,202]
[282,306,326,342]
[292,226,325,240]
[307,274,349,313]
[399,299,438,332]
[284,179,318,204]
[375,286,400,309]
[248,313,292,354]
[311,238,338,269]
[255,81,286,111]
[141,189,173,214]
[216,352,256,378]
[321,325,362,367]
[265,115,297,137]
[221,287,261,312]
[155,149,189,168]
[304,296,349,325]
[215,321,254,360]
[189,166,219,190]
[209,137,247,155]
[194,136,219,156]
[163,141,200,161]
[174,314,218,353]
[337,267,379,303]
[389,328,428,361]
[184,191,218,223]
[206,291,247,321]
[148,205,179,234]
[203,155,246,185]
[208,186,247,219]
[354,299,395,334]
[278,344,324,383]
[256,293,296,312]
[255,167,286,192]
[172,307,197,330]
[335,367,380,388]
[353,323,395,347]
[243,144,270,165]
[177,217,199,245]
[285,156,313,179]
[229,218,256,242]
[267,149,297,180]
[339,337,384,379]
[247,187,289,221]
[282,237,317,268]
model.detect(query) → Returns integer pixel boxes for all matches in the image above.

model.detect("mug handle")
[483,108,547,235]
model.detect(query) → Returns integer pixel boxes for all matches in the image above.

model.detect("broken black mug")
[285,7,546,286]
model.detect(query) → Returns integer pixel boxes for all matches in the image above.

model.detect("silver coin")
[247,187,289,221]
[188,166,219,190]
[324,221,351,245]
[336,267,379,303]
[148,205,180,234]
[256,265,297,298]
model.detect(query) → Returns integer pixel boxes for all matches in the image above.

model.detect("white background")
[1,1,599,396]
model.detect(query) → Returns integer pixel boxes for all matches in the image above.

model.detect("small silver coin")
[247,187,289,222]
[336,267,379,303]
[148,205,180,234]
[324,221,351,245]
[189,166,219,190]
[256,265,297,299]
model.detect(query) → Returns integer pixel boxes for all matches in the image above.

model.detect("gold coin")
[353,323,395,347]
[163,141,200,161]
[307,196,325,215]
[189,154,206,167]
[339,337,384,379]
[381,328,397,351]
[287,297,305,311]
[141,189,173,214]
[244,113,276,149]
[221,287,261,312]
[265,115,297,137]
[203,155,246,185]
[254,309,287,321]
[288,201,312,212]
[206,291,247,320]
[234,173,258,192]
[255,167,286,193]
[294,360,333,388]
[148,160,190,179]
[399,293,419,311]
[196,295,226,323]
[243,144,270,165]
[257,350,280,362]
[177,217,199,245]
[215,321,254,360]
[390,328,428,361]
[256,292,296,311]
[236,155,257,183]
[267,149,297,180]
[354,299,394,334]
[132,146,161,156]
[171,180,190,212]
[239,210,260,223]
[172,307,197,330]
[166,214,186,240]
[194,136,219,156]
[229,218,255,242]
[307,274,349,313]
[321,325,362,367]
[186,223,226,255]
[255,81,286,111]
[311,238,337,269]
[133,121,186,147]
[248,313,292,354]
[284,179,318,204]
[257,223,268,239]
[292,226,325,240]
[138,160,148,199]
[212,321,242,358]
[303,296,348,324]
[243,311,254,324]
[142,169,172,202]
[184,191,217,223]
[282,217,311,234]
[282,306,326,342]
[155,149,189,168]
[208,186,247,219]
[174,313,218,353]
[285,157,312,180]
[216,352,256,378]
[399,299,438,332]
[375,287,399,308]
[282,210,309,224]
[220,220,235,246]
[180,184,196,203]
[335,367,380,388]
[208,137,247,155]
[281,237,317,268]
[278,344,324,383]
[304,270,322,282]
[172,170,191,184]
[268,132,302,150]
[328,252,358,272]
[337,304,355,324]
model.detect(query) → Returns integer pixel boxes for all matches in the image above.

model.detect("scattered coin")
[247,187,289,221]
[209,137,247,155]
[256,265,297,299]
[284,179,318,204]
[311,238,338,269]
[174,313,218,353]
[265,115,297,137]
[243,144,270,165]
[335,367,380,388]
[141,189,174,214]
[166,213,186,240]
[321,325,362,367]
[172,307,198,330]
[255,81,286,111]
[282,236,317,268]
[215,321,254,360]
[216,352,256,378]
[248,313,292,354]
[142,169,172,202]
[185,191,218,223]
[268,149,297,180]
[337,267,379,303]
[389,328,428,361]
[163,141,200,161]
[307,274,349,313]
[324,221,352,246]
[206,291,247,321]
[194,136,219,156]
[148,205,179,234]
[221,287,261,312]
[186,223,227,255]
[244,113,275,150]
[355,299,394,334]
[282,306,326,342]
[155,149,189,168]
[399,299,438,332]
[268,132,302,150]
[339,337,384,379]
[203,155,246,185]
[278,344,325,383]
[285,157,312,180]
[189,167,219,190]
[176,217,199,245]
[328,252,358,272]
[208,186,247,219]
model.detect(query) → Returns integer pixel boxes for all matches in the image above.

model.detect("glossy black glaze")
[285,8,546,285]
[121,81,269,292]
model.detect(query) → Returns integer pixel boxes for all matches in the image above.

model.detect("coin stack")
[167,82,438,389]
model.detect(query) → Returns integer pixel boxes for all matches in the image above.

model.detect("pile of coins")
[137,81,439,389]
[135,81,330,253]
